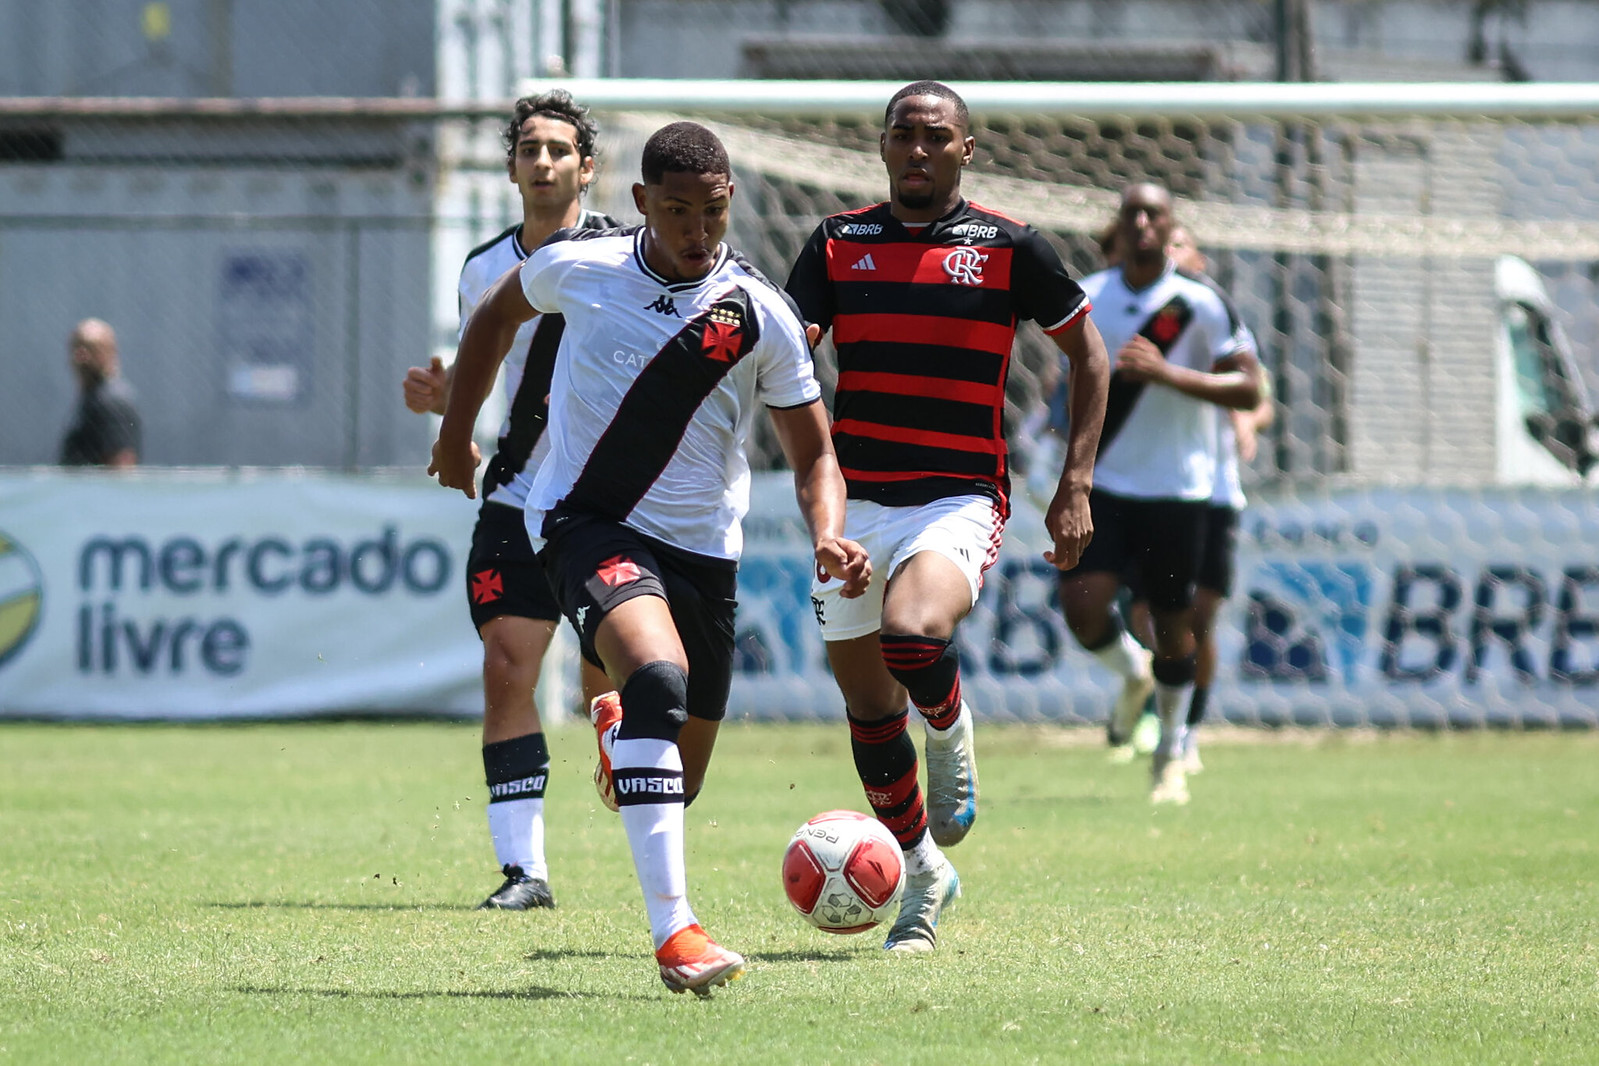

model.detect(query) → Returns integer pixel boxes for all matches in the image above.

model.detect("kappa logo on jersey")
[646,294,680,317]
[838,223,883,235]
[700,307,745,364]
[942,247,989,286]
[596,554,642,587]
[1150,306,1185,344]
[851,253,878,272]
[470,568,504,605]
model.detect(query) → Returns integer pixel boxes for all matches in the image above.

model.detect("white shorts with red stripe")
[809,494,1005,642]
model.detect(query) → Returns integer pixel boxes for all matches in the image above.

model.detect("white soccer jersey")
[1081,261,1251,501]
[1211,324,1261,510]
[520,229,820,561]
[457,210,615,509]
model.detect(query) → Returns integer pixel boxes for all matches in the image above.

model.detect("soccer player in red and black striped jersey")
[785,81,1110,954]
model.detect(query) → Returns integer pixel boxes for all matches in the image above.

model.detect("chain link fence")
[4,0,1599,485]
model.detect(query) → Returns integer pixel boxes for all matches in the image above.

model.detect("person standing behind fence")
[430,121,870,995]
[60,318,140,468]
[401,90,619,912]
[785,80,1110,954]
[1057,185,1261,806]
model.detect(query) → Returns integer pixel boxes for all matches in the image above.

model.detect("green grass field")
[2,720,1595,1065]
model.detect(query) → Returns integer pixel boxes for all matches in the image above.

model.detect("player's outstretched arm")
[768,400,872,599]
[429,262,540,497]
[1043,315,1111,571]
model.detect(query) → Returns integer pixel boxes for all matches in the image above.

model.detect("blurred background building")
[2,0,1597,483]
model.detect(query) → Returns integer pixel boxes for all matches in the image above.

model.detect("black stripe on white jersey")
[481,212,622,499]
[559,287,763,521]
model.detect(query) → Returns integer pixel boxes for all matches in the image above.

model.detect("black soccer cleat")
[476,865,556,910]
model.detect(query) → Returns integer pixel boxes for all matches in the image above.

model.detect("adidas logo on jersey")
[851,253,878,272]
[646,294,680,316]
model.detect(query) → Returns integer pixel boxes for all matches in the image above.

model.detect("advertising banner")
[0,470,483,718]
[729,478,1599,728]
[4,470,1596,727]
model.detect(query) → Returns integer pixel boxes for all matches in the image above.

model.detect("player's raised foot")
[1149,750,1190,806]
[883,853,960,954]
[1108,649,1155,749]
[589,690,623,812]
[656,924,746,997]
[925,700,979,847]
[1181,730,1204,774]
[476,864,555,910]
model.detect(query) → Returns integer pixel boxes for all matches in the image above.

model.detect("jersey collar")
[632,231,730,291]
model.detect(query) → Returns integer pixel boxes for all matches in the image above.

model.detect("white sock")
[1154,683,1192,760]
[486,798,547,880]
[612,736,697,949]
[1092,626,1150,680]
[903,832,946,877]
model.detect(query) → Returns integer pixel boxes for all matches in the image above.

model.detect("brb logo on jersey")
[942,247,988,286]
[0,530,44,669]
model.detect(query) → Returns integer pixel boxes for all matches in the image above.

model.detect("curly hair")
[640,122,730,184]
[503,89,599,165]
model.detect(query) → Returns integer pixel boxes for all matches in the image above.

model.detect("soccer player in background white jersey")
[1058,184,1262,806]
[1165,226,1277,774]
[402,91,620,911]
[429,122,871,996]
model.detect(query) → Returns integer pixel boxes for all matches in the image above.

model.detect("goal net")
[462,81,1599,726]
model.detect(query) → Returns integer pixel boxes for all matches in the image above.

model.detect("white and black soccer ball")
[781,809,905,934]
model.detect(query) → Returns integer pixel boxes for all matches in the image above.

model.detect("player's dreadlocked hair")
[884,80,970,128]
[503,90,600,165]
[640,122,731,184]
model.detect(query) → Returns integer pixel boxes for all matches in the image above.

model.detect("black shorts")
[1068,489,1209,611]
[1196,504,1240,597]
[537,513,736,722]
[465,502,563,630]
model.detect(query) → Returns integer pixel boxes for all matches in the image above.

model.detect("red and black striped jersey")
[785,198,1089,513]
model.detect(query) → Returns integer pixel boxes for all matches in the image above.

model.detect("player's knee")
[481,628,542,688]
[617,660,690,742]
[880,632,958,695]
[1152,653,1198,687]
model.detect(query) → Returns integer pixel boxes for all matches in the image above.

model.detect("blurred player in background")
[402,90,618,911]
[1162,225,1276,773]
[786,81,1109,953]
[1057,184,1261,806]
[60,318,140,468]
[430,122,870,995]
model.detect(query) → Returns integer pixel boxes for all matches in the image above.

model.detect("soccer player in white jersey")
[1058,184,1261,805]
[1167,224,1276,772]
[401,91,619,911]
[429,122,871,996]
